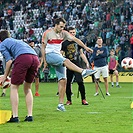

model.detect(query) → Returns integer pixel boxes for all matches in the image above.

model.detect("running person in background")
[41,17,97,111]
[92,37,110,96]
[0,30,39,122]
[108,49,120,88]
[28,39,42,96]
[61,27,89,105]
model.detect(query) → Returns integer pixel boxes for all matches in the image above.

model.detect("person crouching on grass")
[0,30,39,123]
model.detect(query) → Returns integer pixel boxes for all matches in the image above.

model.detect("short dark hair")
[67,27,75,31]
[0,30,11,42]
[97,37,102,39]
[54,17,66,25]
[110,48,115,52]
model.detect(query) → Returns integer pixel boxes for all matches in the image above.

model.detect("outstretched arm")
[72,36,93,53]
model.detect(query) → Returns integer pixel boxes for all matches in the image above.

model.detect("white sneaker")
[94,92,99,96]
[57,104,66,111]
[82,69,97,79]
[106,92,110,96]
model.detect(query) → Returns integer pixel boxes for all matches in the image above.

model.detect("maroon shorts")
[11,54,39,85]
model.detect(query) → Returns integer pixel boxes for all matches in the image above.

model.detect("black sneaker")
[24,116,33,122]
[7,115,19,123]
[1,92,6,97]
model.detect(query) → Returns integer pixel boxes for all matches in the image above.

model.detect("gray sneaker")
[82,69,97,79]
[1,93,6,97]
[57,104,66,111]
[116,85,121,88]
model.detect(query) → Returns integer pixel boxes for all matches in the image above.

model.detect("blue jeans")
[46,52,66,81]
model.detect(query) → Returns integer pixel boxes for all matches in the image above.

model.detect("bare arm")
[72,36,93,53]
[5,60,12,77]
[41,32,47,70]
[41,42,47,70]
[114,60,118,70]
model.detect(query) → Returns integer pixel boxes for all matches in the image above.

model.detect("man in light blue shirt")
[0,30,40,123]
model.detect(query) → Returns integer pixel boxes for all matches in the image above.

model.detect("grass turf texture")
[0,82,132,133]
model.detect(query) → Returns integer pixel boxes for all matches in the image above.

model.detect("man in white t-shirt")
[41,18,97,111]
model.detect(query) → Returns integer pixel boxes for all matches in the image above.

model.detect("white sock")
[58,103,63,106]
[116,82,119,86]
[112,82,114,85]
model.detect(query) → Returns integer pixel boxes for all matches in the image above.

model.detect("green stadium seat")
[48,65,57,80]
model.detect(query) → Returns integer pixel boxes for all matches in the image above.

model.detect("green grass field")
[0,82,133,133]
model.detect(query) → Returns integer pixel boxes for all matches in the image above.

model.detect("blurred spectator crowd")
[0,0,133,71]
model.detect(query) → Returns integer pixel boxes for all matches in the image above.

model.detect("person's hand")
[42,62,48,71]
[85,46,93,53]
[113,68,116,70]
[89,48,93,53]
[86,63,90,69]
[0,75,7,85]
[38,63,42,68]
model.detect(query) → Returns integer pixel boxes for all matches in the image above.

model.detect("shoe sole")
[106,95,110,96]
[24,118,33,122]
[94,94,99,96]
[24,120,33,122]
[57,108,66,111]
[7,119,19,123]
[7,121,19,123]
[83,70,97,79]
[82,103,88,105]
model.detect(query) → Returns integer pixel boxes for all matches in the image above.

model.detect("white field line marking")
[87,112,101,114]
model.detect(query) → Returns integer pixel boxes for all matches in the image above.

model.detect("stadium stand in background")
[0,0,133,74]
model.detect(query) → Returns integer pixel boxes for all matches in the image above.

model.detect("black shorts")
[109,69,114,74]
